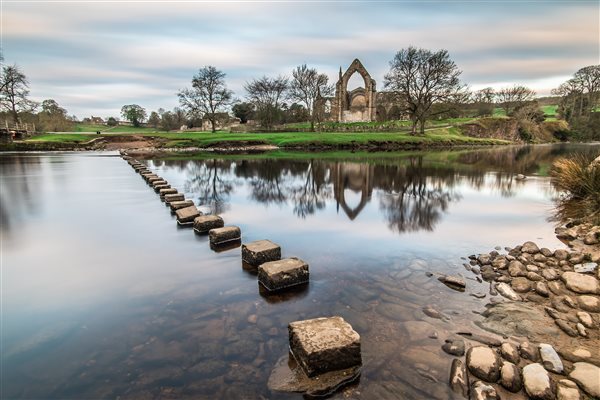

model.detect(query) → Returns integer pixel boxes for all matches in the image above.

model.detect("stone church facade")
[317,59,404,123]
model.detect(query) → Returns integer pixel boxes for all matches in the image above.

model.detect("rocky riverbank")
[437,222,600,399]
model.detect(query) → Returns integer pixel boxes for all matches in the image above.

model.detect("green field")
[68,124,169,134]
[27,127,509,148]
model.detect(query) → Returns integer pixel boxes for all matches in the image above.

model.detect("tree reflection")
[184,159,236,214]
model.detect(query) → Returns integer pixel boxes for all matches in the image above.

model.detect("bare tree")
[384,46,466,135]
[289,64,333,131]
[472,87,496,116]
[178,66,233,132]
[244,75,289,129]
[496,85,536,116]
[0,65,37,124]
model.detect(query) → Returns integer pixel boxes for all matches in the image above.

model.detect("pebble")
[527,271,544,281]
[576,311,593,328]
[521,241,540,254]
[511,277,531,293]
[535,282,549,297]
[555,319,578,337]
[576,323,587,337]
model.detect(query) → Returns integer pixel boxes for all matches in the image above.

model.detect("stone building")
[317,59,405,123]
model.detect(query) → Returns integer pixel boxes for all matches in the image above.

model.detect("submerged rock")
[267,354,360,397]
[470,380,500,400]
[442,339,465,356]
[438,275,466,291]
[449,358,469,397]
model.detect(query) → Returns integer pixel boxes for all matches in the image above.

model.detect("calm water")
[2,144,598,399]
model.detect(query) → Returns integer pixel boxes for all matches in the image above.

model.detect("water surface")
[2,144,598,399]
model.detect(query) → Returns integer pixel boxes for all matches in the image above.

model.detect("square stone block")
[151,180,168,188]
[194,215,224,234]
[175,206,201,224]
[144,175,159,183]
[169,200,194,212]
[140,170,152,176]
[209,226,241,245]
[147,176,163,184]
[153,184,170,193]
[242,240,281,266]
[159,188,178,199]
[289,316,361,377]
[164,193,184,203]
[258,257,309,291]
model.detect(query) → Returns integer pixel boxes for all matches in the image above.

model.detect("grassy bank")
[3,127,510,152]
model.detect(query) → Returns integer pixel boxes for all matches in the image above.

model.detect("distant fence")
[0,121,35,142]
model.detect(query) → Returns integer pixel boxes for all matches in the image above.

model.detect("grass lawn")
[541,105,558,116]
[144,127,509,148]
[70,123,169,134]
[27,133,98,142]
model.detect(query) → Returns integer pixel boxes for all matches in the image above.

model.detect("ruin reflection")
[157,144,600,235]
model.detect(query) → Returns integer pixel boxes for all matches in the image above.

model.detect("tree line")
[1,48,598,138]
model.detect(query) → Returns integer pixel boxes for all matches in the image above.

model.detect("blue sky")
[3,0,599,119]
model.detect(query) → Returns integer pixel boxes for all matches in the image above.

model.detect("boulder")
[569,362,600,398]
[258,257,309,292]
[478,253,492,265]
[522,241,540,254]
[539,343,564,373]
[193,215,224,234]
[535,282,550,297]
[242,239,281,266]
[522,363,554,400]
[449,358,469,397]
[554,249,569,260]
[508,260,527,277]
[500,361,522,392]
[288,316,361,377]
[511,277,532,293]
[561,272,599,294]
[466,346,501,383]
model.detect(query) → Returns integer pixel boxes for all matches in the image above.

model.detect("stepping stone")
[175,205,201,225]
[159,187,177,199]
[151,180,168,188]
[242,239,281,266]
[193,215,224,234]
[288,316,361,377]
[209,226,241,245]
[144,175,159,183]
[258,257,309,291]
[169,200,194,212]
[153,184,170,193]
[164,193,184,203]
[147,176,163,184]
[139,170,152,175]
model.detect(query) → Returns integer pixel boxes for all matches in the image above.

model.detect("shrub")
[551,154,600,224]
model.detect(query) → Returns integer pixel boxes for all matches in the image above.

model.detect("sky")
[2,0,599,119]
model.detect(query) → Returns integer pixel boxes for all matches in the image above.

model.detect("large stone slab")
[288,316,361,377]
[259,257,309,291]
[242,239,281,266]
[175,206,201,225]
[169,200,194,212]
[193,215,224,234]
[209,226,241,245]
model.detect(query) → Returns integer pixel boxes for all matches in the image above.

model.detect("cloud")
[3,1,598,118]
